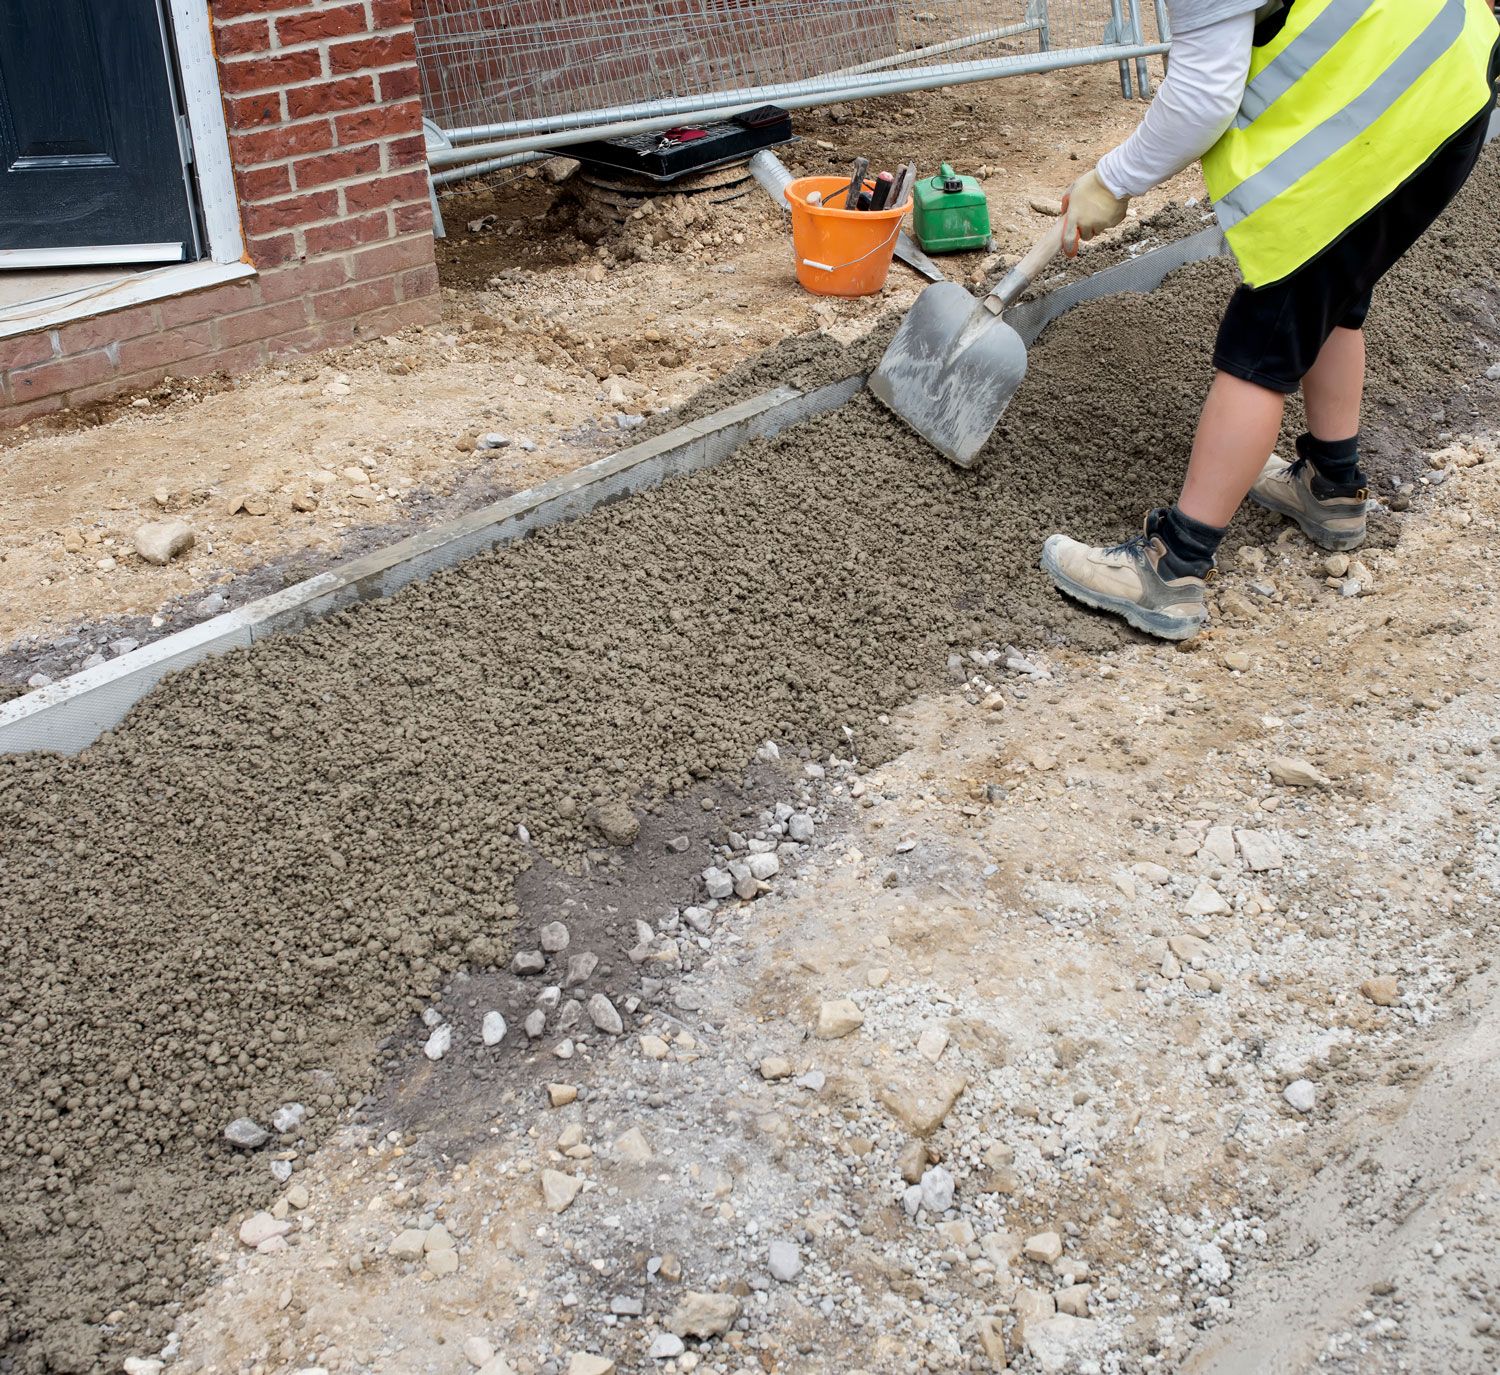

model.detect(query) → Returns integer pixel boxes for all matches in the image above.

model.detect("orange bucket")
[784,175,906,297]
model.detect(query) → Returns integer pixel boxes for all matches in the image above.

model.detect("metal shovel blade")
[868,282,1028,468]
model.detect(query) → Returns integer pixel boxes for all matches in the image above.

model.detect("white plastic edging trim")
[168,0,245,265]
[0,376,863,758]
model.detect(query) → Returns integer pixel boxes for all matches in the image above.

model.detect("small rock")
[1024,1230,1064,1263]
[285,1184,309,1210]
[388,1227,427,1260]
[525,1009,547,1039]
[1324,553,1351,577]
[225,1118,268,1149]
[1360,975,1399,1007]
[481,1011,507,1046]
[1184,881,1230,918]
[567,952,599,986]
[879,1071,966,1137]
[794,1069,826,1092]
[1025,1314,1098,1371]
[916,1024,950,1063]
[540,921,570,953]
[1283,1079,1317,1113]
[239,1212,290,1248]
[1029,195,1064,216]
[640,1034,670,1060]
[542,1169,585,1213]
[428,1248,459,1277]
[919,1165,955,1213]
[816,998,864,1039]
[123,1360,166,1375]
[759,1055,793,1081]
[1235,828,1283,871]
[511,949,545,975]
[703,866,734,899]
[547,1083,578,1107]
[464,1336,496,1368]
[648,1334,685,1360]
[271,1102,306,1134]
[588,994,623,1035]
[614,1127,653,1164]
[587,799,639,846]
[1269,756,1331,788]
[567,1353,613,1375]
[788,813,814,842]
[747,851,780,881]
[1223,650,1251,672]
[424,1024,452,1061]
[897,1139,929,1184]
[133,519,195,565]
[1055,1283,1091,1317]
[667,1291,741,1339]
[768,1239,803,1282]
[1132,861,1171,886]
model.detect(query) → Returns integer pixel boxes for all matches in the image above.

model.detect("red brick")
[377,65,421,101]
[10,350,116,399]
[116,323,217,374]
[159,280,260,328]
[343,169,426,214]
[232,118,334,167]
[215,299,309,349]
[0,391,67,429]
[328,32,414,73]
[398,263,438,300]
[266,319,359,359]
[247,232,300,268]
[201,340,271,379]
[371,0,413,27]
[213,17,272,56]
[0,331,56,372]
[303,210,388,255]
[70,368,170,410]
[225,92,284,130]
[276,3,370,46]
[393,198,433,235]
[334,99,419,144]
[353,297,440,337]
[220,49,323,94]
[211,0,290,18]
[237,162,293,202]
[293,143,380,188]
[56,304,159,355]
[286,75,375,120]
[312,275,397,321]
[257,257,347,302]
[386,133,427,169]
[350,234,431,280]
[241,188,340,237]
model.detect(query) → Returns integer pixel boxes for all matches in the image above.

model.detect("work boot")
[1040,513,1211,642]
[1249,453,1368,551]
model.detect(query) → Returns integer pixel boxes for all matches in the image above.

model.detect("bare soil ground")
[0,65,1200,692]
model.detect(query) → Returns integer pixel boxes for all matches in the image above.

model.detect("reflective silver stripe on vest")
[1217,0,1467,231]
[1234,0,1375,129]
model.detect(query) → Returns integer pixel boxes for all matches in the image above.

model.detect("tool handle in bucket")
[985,219,1067,315]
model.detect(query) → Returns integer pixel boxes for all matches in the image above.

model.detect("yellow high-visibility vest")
[1203,0,1498,288]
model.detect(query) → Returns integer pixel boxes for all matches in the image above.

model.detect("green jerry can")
[911,163,992,253]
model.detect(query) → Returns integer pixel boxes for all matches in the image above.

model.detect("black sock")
[1148,505,1224,579]
[1296,432,1367,494]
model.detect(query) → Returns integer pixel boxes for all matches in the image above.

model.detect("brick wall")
[412,0,902,136]
[0,0,441,431]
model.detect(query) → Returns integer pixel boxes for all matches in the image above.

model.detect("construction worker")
[1040,0,1500,640]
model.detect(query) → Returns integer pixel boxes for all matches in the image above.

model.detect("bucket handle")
[800,219,903,275]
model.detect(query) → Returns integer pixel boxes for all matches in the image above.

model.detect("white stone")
[1235,828,1283,871]
[1202,825,1237,865]
[788,813,814,842]
[388,1227,427,1260]
[1184,881,1230,918]
[567,1356,614,1375]
[271,1102,306,1134]
[702,866,734,899]
[464,1336,496,1368]
[768,1239,803,1282]
[125,1357,166,1373]
[614,1127,653,1164]
[542,1169,585,1212]
[482,1011,507,1046]
[919,1165,955,1213]
[540,921,571,952]
[916,1024,949,1063]
[588,994,623,1035]
[225,1118,268,1149]
[1024,1230,1063,1263]
[648,1334,685,1360]
[1269,756,1331,788]
[747,851,780,881]
[1283,1079,1317,1113]
[239,1212,289,1248]
[424,1024,452,1061]
[133,519,195,565]
[1025,1315,1098,1373]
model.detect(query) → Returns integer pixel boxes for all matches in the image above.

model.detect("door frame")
[0,0,250,339]
[163,0,244,267]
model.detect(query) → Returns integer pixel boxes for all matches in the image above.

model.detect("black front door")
[0,0,198,261]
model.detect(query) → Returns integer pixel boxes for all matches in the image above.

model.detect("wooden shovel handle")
[985,218,1067,314]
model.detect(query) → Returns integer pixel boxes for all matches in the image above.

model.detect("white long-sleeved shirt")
[1096,1,1261,199]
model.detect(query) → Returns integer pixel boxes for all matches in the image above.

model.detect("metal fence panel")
[415,0,1166,159]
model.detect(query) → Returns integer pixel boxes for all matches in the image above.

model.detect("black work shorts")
[1213,98,1496,394]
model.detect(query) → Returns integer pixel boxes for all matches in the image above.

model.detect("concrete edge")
[0,374,864,757]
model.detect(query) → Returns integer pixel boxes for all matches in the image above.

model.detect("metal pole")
[431,151,546,186]
[1127,0,1153,98]
[830,18,1042,78]
[426,42,1169,168]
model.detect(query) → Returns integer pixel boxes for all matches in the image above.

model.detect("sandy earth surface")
[5,59,1500,1375]
[0,66,1201,692]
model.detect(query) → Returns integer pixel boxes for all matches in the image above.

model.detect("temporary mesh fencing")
[417,0,1170,177]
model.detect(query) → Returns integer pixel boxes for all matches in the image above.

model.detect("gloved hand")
[1061,168,1128,256]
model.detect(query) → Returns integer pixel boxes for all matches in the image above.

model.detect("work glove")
[1061,168,1128,256]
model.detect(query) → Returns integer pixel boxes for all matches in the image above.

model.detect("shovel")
[869,218,1067,468]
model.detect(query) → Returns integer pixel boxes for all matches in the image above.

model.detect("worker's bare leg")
[1177,371,1287,528]
[1301,325,1364,443]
